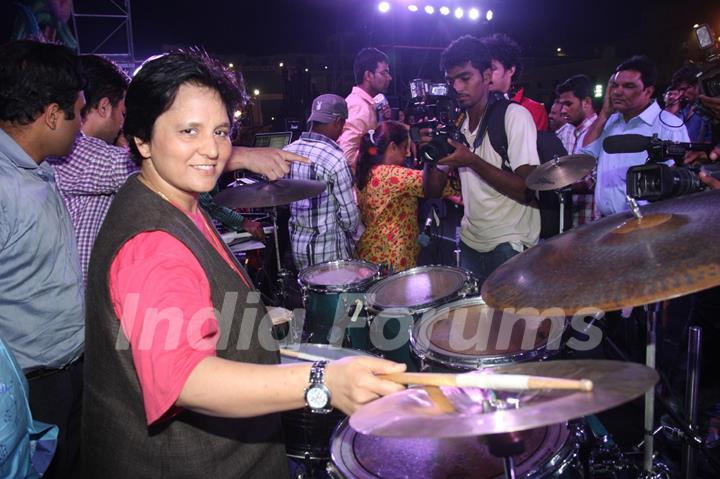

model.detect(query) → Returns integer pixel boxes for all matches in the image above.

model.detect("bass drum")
[328,419,584,478]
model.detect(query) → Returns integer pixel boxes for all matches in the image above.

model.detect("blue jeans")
[460,241,520,288]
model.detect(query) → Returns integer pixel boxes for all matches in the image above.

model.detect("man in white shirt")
[337,48,392,172]
[555,74,599,227]
[435,35,540,286]
[582,55,689,216]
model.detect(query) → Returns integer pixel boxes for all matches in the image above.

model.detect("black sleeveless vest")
[82,175,288,478]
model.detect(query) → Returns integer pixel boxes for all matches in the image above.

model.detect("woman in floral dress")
[356,121,451,271]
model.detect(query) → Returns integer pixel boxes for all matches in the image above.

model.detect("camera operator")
[430,35,540,287]
[670,65,713,144]
[582,55,689,216]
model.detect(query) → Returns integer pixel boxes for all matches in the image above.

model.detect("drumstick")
[280,348,328,362]
[279,350,592,391]
[379,372,593,392]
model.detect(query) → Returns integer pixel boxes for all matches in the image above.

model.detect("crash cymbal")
[525,154,596,191]
[481,190,720,314]
[350,360,657,438]
[214,179,326,208]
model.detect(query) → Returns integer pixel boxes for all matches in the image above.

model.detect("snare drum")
[329,419,584,478]
[281,344,373,462]
[363,265,477,368]
[298,260,380,346]
[411,296,566,371]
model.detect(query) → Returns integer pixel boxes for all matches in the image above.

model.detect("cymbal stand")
[682,326,702,479]
[638,302,660,477]
[270,206,292,307]
[486,432,524,479]
[555,188,570,234]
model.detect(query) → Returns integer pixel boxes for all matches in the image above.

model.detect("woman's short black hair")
[0,40,83,125]
[123,48,247,166]
[356,120,408,190]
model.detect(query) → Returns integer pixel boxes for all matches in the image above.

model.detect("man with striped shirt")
[284,94,360,271]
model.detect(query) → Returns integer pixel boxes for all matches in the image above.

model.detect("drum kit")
[215,164,720,479]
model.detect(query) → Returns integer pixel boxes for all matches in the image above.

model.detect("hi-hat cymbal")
[526,154,596,191]
[481,190,720,314]
[350,359,657,438]
[214,179,326,208]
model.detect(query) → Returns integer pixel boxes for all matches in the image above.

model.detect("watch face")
[306,386,329,409]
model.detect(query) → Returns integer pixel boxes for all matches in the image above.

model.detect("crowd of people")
[0,26,719,477]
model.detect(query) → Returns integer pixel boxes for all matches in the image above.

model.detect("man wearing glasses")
[338,47,392,172]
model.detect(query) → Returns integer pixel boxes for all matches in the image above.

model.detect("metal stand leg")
[644,303,659,474]
[557,190,565,233]
[502,457,517,479]
[271,206,291,306]
[683,326,702,479]
[272,206,282,273]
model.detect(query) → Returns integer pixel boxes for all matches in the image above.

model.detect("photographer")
[433,35,540,286]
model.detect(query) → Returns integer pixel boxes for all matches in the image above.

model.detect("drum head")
[299,260,379,292]
[331,419,572,478]
[281,344,372,364]
[366,266,470,311]
[411,297,565,370]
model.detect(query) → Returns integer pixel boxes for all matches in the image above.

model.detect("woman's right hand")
[324,356,407,415]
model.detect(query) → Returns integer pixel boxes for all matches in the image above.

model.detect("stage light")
[378,1,390,13]
[271,116,275,121]
[424,5,435,14]
[468,8,480,20]
[439,6,450,15]
[486,9,493,21]
[233,110,242,119]
[594,84,603,98]
[304,68,309,72]
[228,62,234,68]
[693,23,700,28]
[324,65,328,70]
[279,61,284,67]
[253,89,260,96]
[454,7,464,18]
[408,4,418,12]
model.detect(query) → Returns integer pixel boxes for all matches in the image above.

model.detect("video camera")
[407,79,467,165]
[694,24,720,99]
[603,134,720,201]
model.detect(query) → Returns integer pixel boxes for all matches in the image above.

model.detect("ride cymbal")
[482,190,720,314]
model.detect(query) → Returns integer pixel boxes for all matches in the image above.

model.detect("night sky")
[2,0,714,60]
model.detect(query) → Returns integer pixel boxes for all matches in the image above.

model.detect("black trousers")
[27,357,84,479]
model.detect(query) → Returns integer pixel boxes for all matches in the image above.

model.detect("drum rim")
[329,418,583,479]
[410,296,566,370]
[299,259,380,292]
[364,265,473,311]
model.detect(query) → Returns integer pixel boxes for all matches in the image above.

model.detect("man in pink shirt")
[337,47,392,172]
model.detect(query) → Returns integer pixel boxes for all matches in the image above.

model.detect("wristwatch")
[304,360,332,414]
